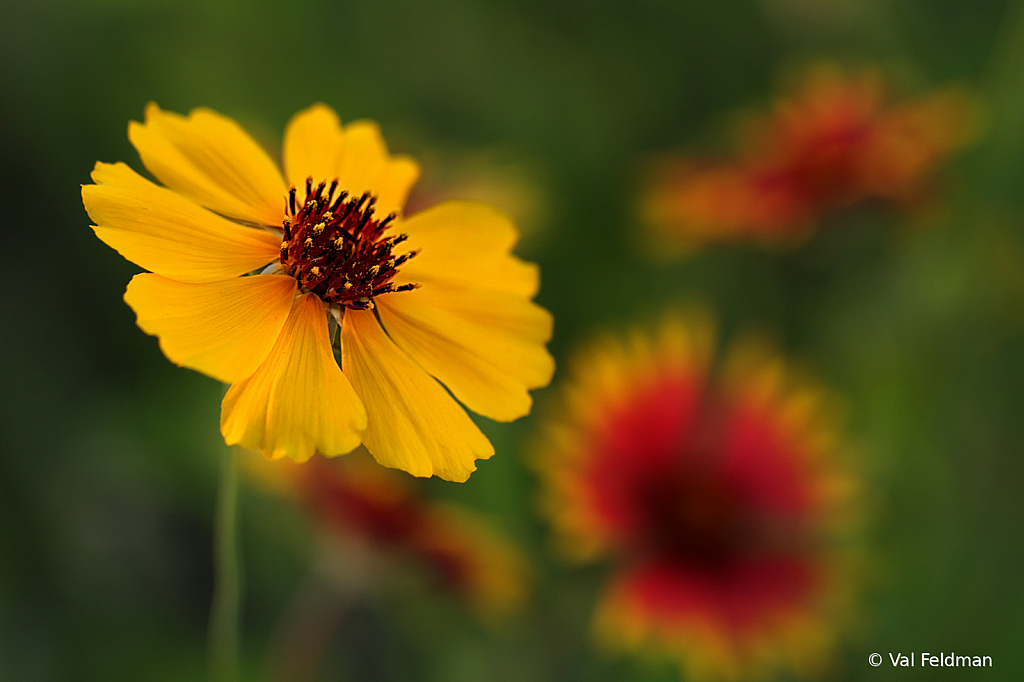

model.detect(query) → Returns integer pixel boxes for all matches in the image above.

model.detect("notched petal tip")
[377,286,555,424]
[341,308,494,482]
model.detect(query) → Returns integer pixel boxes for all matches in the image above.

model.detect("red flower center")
[279,178,419,310]
[640,465,745,569]
[586,377,819,579]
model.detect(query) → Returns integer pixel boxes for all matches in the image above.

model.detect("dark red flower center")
[279,178,419,311]
[640,465,745,568]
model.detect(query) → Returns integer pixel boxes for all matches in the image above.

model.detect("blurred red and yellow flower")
[643,65,977,248]
[246,450,530,620]
[534,313,860,680]
[83,104,554,480]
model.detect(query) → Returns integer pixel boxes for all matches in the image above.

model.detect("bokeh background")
[2,0,1023,680]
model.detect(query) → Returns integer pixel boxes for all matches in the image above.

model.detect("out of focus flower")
[246,449,530,621]
[534,313,861,680]
[83,104,554,480]
[643,66,978,249]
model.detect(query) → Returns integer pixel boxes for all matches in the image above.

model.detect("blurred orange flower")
[534,313,861,680]
[246,450,530,621]
[643,66,978,248]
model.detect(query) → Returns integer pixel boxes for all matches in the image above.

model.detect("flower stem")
[210,445,242,682]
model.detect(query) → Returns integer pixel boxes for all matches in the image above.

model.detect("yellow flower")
[83,104,554,481]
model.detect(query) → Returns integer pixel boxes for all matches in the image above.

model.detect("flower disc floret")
[280,178,420,311]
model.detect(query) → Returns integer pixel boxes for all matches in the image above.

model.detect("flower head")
[83,104,554,480]
[643,65,977,248]
[245,450,530,620]
[534,313,860,680]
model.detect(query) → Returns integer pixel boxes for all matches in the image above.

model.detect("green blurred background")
[2,0,1023,679]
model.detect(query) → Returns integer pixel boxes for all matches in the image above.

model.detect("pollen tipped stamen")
[392,249,419,268]
[336,195,361,224]
[357,204,376,232]
[330,193,347,214]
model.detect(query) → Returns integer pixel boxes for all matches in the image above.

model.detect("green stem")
[210,445,242,682]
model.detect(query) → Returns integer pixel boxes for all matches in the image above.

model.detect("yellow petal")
[336,121,385,195]
[336,120,420,216]
[394,201,539,297]
[341,309,493,481]
[129,103,286,226]
[373,155,420,217]
[84,162,281,283]
[376,284,554,422]
[124,273,297,383]
[279,109,418,216]
[282,104,345,191]
[221,293,366,462]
